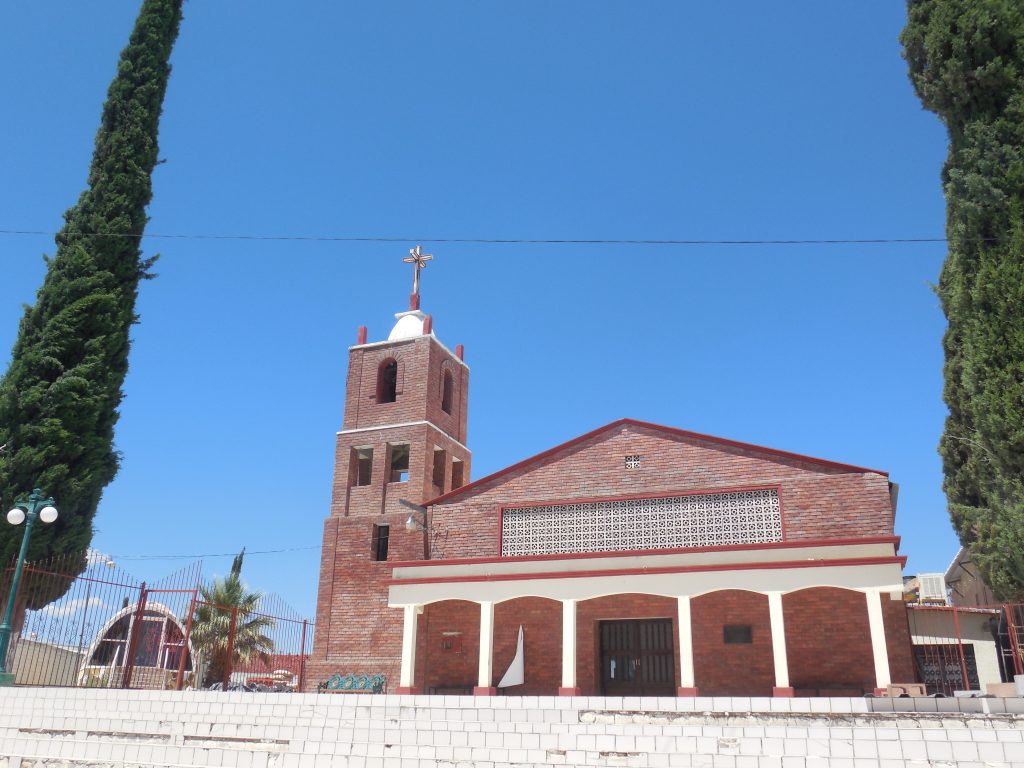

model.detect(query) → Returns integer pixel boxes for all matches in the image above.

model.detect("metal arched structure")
[77,601,194,689]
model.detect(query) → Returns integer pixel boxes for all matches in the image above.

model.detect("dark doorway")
[599,619,675,696]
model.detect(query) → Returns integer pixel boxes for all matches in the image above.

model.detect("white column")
[398,604,420,690]
[865,590,892,690]
[766,591,790,691]
[477,601,495,692]
[561,599,577,693]
[677,596,695,691]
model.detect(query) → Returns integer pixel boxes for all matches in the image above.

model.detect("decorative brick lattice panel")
[501,489,782,556]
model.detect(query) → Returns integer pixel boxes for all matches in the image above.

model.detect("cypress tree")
[901,1,1024,598]
[0,0,184,596]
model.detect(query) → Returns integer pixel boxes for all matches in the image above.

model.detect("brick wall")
[390,590,917,698]
[783,587,875,695]
[306,511,411,689]
[493,598,562,695]
[883,590,917,685]
[414,594,692,697]
[431,422,895,560]
[413,598,564,696]
[310,331,471,689]
[692,590,776,696]
[419,595,688,697]
[340,336,468,444]
[416,600,479,693]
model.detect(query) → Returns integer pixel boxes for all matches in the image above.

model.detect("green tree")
[0,0,184,592]
[901,1,1024,598]
[190,550,276,688]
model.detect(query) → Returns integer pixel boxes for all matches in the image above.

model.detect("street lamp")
[399,498,447,557]
[0,488,58,686]
[400,498,428,532]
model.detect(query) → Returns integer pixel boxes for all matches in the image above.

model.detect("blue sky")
[1,2,950,618]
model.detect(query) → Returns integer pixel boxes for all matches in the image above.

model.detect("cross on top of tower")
[403,245,433,310]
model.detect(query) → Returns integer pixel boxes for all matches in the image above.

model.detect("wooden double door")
[599,618,675,696]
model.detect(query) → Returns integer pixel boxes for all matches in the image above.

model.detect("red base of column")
[473,687,498,696]
[558,687,582,696]
[873,688,889,697]
[772,687,795,697]
[676,687,699,696]
[395,686,420,694]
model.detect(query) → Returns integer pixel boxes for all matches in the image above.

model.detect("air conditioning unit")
[918,573,948,604]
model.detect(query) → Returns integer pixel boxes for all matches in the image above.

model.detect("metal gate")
[599,618,675,696]
[0,552,313,691]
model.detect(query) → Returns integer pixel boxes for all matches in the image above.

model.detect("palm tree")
[189,549,275,688]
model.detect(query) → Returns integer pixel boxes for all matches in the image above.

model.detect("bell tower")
[307,248,470,689]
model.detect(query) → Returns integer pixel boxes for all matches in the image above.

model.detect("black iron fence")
[0,552,313,690]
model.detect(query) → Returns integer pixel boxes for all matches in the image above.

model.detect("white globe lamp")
[39,506,58,524]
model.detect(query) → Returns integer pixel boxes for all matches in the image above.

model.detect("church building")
[307,252,914,697]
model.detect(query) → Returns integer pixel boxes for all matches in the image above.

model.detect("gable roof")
[425,417,888,507]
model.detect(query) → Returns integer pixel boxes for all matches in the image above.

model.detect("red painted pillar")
[121,584,148,689]
[298,619,308,692]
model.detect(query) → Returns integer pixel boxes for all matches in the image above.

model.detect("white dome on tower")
[388,309,430,340]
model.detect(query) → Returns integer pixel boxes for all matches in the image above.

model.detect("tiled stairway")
[1,688,1023,767]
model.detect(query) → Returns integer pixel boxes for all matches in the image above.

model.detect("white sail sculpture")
[497,625,525,688]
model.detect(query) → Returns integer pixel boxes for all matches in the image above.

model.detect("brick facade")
[410,597,564,695]
[429,421,895,559]
[883,588,917,685]
[692,590,776,697]
[309,307,914,697]
[307,326,470,689]
[576,594,680,695]
[398,588,914,697]
[783,587,875,695]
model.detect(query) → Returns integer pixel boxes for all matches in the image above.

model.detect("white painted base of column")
[677,596,697,696]
[397,604,422,694]
[476,601,494,695]
[865,590,892,691]
[767,592,791,693]
[560,599,578,695]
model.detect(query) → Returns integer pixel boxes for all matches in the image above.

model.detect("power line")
[109,545,319,561]
[0,228,952,247]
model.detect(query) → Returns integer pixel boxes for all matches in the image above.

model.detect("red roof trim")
[423,418,889,506]
[389,534,900,569]
[386,555,907,586]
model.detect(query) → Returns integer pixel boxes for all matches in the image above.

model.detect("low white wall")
[0,687,1022,767]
